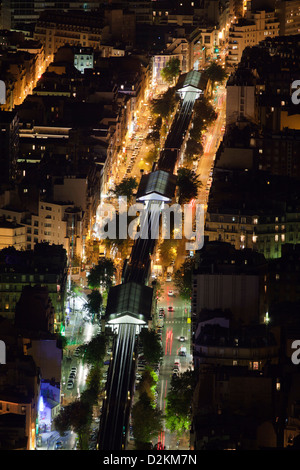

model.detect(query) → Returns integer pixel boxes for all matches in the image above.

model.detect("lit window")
[275,234,279,242]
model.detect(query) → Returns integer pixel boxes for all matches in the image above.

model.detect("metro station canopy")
[105,281,153,325]
[177,70,204,99]
[136,169,177,203]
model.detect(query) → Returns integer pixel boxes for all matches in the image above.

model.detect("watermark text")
[0,340,6,364]
[95,198,205,251]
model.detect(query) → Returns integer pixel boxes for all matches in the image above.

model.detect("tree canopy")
[139,328,163,367]
[87,258,116,291]
[101,211,134,258]
[204,62,227,87]
[54,399,91,437]
[109,176,138,202]
[150,87,177,119]
[84,289,102,321]
[173,256,195,300]
[185,138,203,163]
[176,168,202,204]
[159,238,177,267]
[160,57,181,84]
[80,332,107,365]
[165,369,198,436]
[131,392,164,447]
[189,97,218,142]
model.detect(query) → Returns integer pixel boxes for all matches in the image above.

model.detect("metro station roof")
[136,169,177,202]
[177,70,202,92]
[184,70,202,89]
[177,70,205,98]
[105,281,153,324]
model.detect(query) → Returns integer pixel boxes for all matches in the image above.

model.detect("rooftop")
[136,170,177,202]
[105,281,153,324]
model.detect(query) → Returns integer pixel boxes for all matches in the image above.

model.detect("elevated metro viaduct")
[97,70,204,450]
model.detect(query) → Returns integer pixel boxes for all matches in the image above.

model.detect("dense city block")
[0,0,300,454]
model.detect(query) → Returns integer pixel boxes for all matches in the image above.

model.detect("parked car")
[67,380,74,390]
[73,347,81,357]
[55,440,64,450]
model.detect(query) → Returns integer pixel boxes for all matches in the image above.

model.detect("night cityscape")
[0,0,300,458]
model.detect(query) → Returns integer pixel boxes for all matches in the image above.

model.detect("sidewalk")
[36,431,60,450]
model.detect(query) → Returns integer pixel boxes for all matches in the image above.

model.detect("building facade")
[227,10,279,68]
[34,10,103,64]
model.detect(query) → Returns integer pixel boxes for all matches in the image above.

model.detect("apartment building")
[205,168,300,259]
[226,70,257,125]
[0,50,45,112]
[122,0,153,24]
[227,10,279,68]
[193,322,278,369]
[17,40,45,84]
[275,0,300,35]
[0,111,19,184]
[74,46,94,74]
[205,209,300,259]
[192,241,268,325]
[152,48,188,86]
[0,243,68,323]
[0,219,26,251]
[37,200,83,260]
[34,9,104,63]
[0,355,40,450]
[151,29,218,86]
[9,0,102,28]
[0,0,10,29]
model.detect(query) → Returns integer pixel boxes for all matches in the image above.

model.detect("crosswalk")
[164,320,186,324]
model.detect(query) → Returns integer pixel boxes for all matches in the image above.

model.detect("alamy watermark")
[0,80,6,104]
[291,80,300,105]
[0,340,6,364]
[95,198,205,251]
[291,340,300,365]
